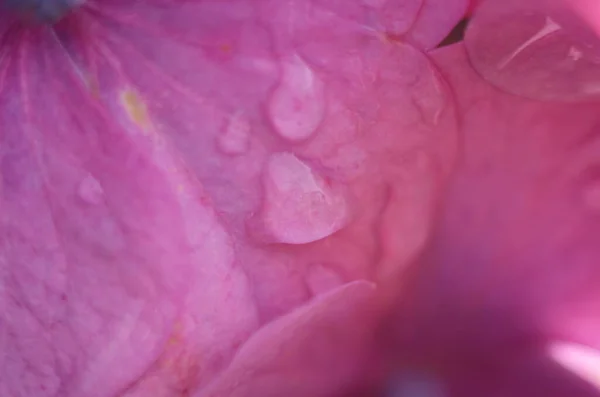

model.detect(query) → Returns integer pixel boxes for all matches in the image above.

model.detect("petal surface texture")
[0,1,465,396]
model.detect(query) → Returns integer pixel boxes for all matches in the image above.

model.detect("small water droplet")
[466,1,600,102]
[267,55,325,142]
[261,152,349,244]
[78,174,104,204]
[217,112,251,155]
[568,46,584,61]
[120,88,152,132]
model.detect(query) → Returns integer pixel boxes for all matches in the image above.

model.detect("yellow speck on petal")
[156,322,203,391]
[120,89,152,131]
[382,32,403,44]
[167,321,184,346]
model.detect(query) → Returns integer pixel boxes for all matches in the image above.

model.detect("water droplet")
[261,152,349,244]
[497,17,562,70]
[466,0,600,101]
[120,88,152,132]
[78,174,104,204]
[550,342,600,389]
[217,112,251,155]
[582,180,600,211]
[568,46,584,61]
[267,55,325,142]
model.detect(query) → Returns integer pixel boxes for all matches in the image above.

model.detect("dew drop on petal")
[217,112,251,156]
[261,152,349,245]
[267,55,325,142]
[77,173,104,205]
[465,0,600,101]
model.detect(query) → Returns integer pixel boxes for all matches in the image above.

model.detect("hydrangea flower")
[2,1,600,396]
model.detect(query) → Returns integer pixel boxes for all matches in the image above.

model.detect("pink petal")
[65,0,459,316]
[1,10,258,397]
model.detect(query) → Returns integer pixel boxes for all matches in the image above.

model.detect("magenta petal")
[69,0,458,313]
[465,0,600,102]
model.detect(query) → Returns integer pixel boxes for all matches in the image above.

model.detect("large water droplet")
[466,0,600,101]
[497,16,562,70]
[267,55,325,142]
[77,173,104,204]
[217,112,251,156]
[260,152,349,244]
